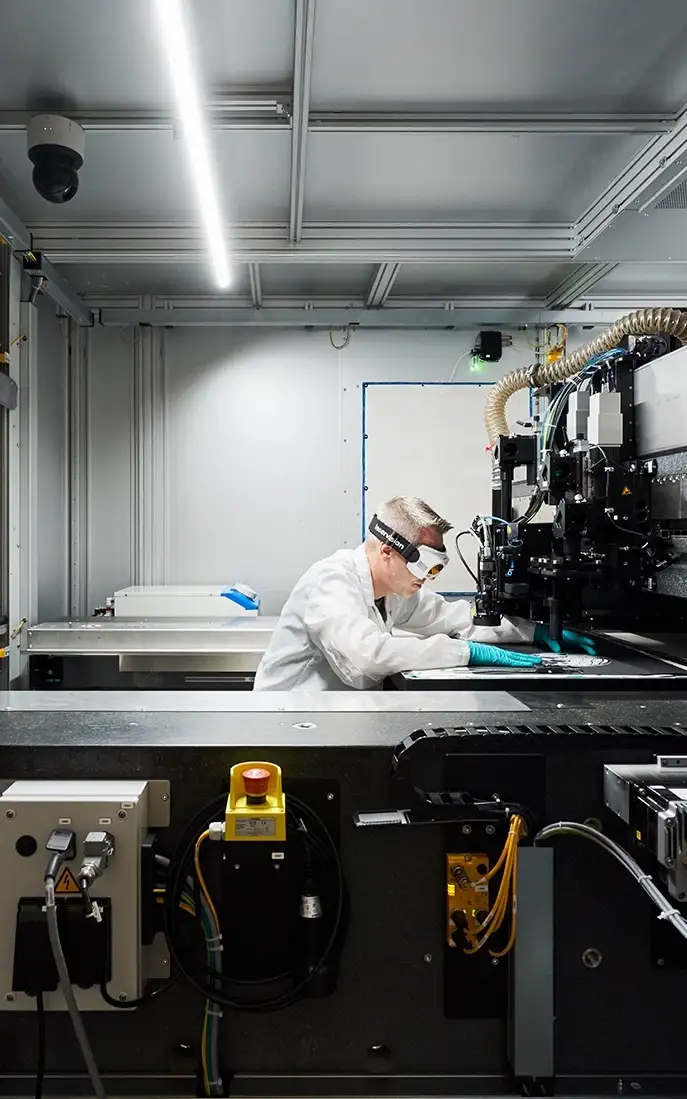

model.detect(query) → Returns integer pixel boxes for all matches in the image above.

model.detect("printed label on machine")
[235,817,276,837]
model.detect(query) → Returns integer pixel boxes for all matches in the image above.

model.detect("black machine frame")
[474,335,687,641]
[0,695,687,1098]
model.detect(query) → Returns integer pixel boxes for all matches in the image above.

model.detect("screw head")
[582,947,603,969]
[461,824,472,835]
[118,992,128,1001]
[423,953,433,964]
[326,793,335,801]
[657,957,665,967]
[4,809,15,820]
[161,957,169,967]
[5,992,15,1003]
[491,957,500,966]
[117,810,127,820]
[485,824,496,835]
[160,793,169,802]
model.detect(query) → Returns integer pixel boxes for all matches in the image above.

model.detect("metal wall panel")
[36,300,68,621]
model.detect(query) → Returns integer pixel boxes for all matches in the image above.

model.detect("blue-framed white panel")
[361,381,530,596]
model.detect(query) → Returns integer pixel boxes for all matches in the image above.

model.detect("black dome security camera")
[27,114,85,204]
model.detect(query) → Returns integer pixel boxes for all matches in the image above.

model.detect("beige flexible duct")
[484,308,687,443]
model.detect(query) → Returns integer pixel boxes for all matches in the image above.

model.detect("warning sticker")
[55,866,80,894]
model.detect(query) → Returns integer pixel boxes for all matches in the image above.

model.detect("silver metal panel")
[55,263,251,297]
[85,327,133,611]
[303,132,647,223]
[259,263,376,296]
[0,130,291,224]
[27,617,278,657]
[310,0,687,112]
[604,765,632,824]
[577,209,687,263]
[584,261,687,294]
[392,261,571,297]
[0,0,294,108]
[635,344,687,456]
[508,847,554,1079]
[0,689,527,713]
[36,300,68,622]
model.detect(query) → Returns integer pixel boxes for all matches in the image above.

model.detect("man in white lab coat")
[254,496,541,691]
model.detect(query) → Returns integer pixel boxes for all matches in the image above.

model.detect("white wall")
[79,326,535,615]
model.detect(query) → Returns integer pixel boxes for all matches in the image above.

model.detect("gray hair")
[370,496,453,545]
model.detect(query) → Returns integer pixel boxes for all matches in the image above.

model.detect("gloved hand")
[534,625,597,655]
[467,641,542,668]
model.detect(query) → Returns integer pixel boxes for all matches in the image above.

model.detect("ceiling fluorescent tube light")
[154,0,231,288]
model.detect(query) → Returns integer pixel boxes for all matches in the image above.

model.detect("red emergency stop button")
[242,767,271,797]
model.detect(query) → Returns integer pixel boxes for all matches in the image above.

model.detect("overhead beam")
[545,263,619,309]
[309,113,675,136]
[0,108,672,136]
[575,98,687,250]
[99,306,628,330]
[31,222,576,263]
[289,0,316,242]
[365,263,401,307]
[0,97,291,132]
[0,196,93,325]
[248,263,263,308]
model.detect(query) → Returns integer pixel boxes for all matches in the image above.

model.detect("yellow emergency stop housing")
[225,761,286,842]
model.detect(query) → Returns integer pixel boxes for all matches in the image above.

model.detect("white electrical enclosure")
[114,585,258,618]
[0,779,170,1011]
[635,344,687,457]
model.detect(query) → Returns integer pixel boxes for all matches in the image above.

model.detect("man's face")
[380,526,443,598]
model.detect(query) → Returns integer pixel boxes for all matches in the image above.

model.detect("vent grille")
[655,179,687,210]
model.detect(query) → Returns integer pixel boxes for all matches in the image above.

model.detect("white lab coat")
[254,544,535,691]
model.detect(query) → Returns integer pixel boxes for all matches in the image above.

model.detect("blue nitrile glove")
[467,642,542,668]
[534,624,597,655]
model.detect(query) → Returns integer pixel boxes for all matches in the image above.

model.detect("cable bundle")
[463,813,527,958]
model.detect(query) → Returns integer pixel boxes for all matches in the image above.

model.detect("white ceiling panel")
[54,263,250,297]
[260,264,376,296]
[593,263,687,295]
[304,132,647,223]
[392,261,571,297]
[311,0,687,112]
[0,129,291,224]
[0,0,294,109]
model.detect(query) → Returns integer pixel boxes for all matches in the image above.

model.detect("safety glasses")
[369,515,450,581]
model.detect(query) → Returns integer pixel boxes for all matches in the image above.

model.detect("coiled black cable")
[163,793,345,1011]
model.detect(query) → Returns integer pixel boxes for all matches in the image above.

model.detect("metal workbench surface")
[27,616,278,656]
[0,689,685,746]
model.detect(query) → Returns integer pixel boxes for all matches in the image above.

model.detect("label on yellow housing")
[235,817,276,837]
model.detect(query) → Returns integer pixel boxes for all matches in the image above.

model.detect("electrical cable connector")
[77,832,114,922]
[44,829,76,883]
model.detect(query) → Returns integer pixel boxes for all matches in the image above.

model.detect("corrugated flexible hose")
[484,307,687,443]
